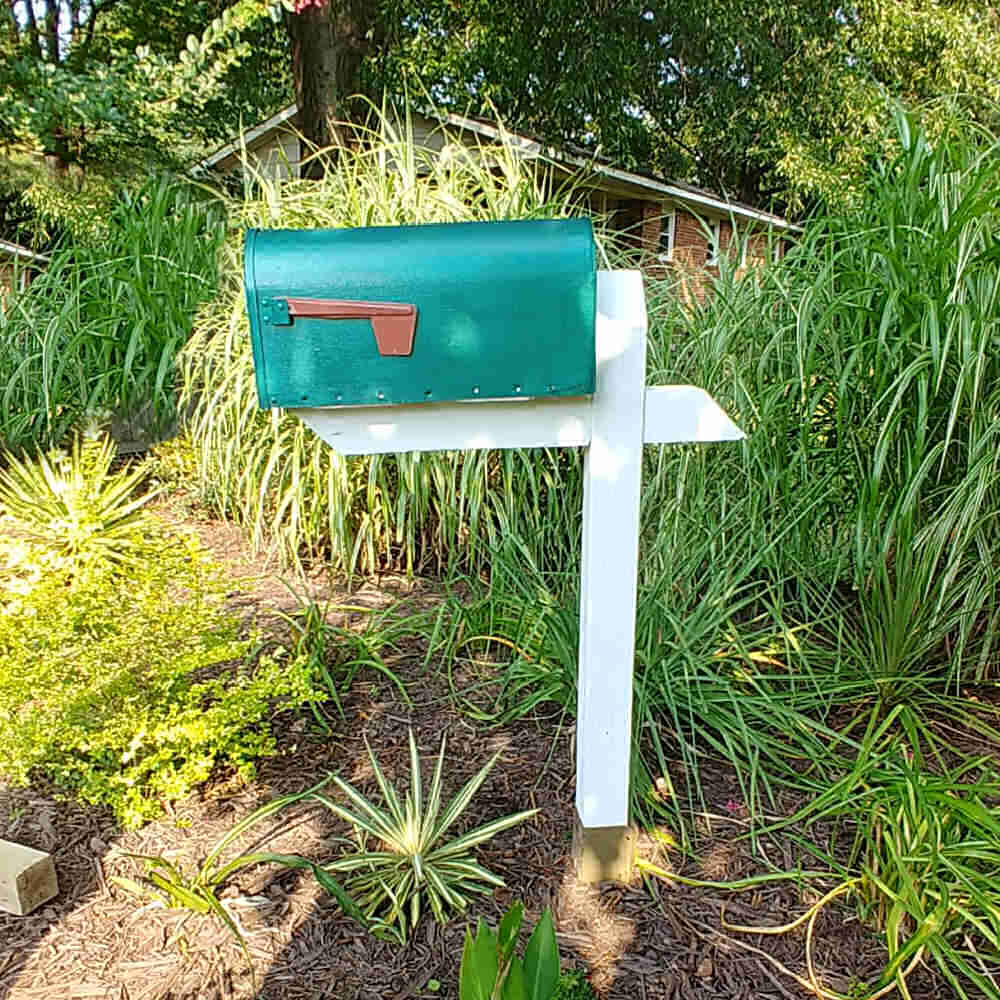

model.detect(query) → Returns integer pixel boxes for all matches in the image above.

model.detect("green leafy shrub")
[0,524,322,828]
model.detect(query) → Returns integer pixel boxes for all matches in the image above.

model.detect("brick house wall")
[611,202,784,303]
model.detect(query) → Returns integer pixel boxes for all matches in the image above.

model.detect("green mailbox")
[244,218,596,409]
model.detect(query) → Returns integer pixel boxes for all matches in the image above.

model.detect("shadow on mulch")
[0,666,946,1000]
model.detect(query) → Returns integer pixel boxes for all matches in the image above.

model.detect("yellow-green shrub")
[0,528,321,828]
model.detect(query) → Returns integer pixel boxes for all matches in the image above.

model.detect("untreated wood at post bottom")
[572,810,635,884]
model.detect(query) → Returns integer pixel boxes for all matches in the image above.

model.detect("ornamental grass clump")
[311,729,537,942]
[181,105,594,575]
[0,176,224,452]
[627,106,1000,820]
[638,706,1000,1000]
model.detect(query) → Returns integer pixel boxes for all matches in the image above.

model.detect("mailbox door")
[244,218,595,409]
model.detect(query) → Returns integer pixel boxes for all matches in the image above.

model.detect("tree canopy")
[0,0,288,168]
[387,0,1000,209]
[2,0,998,231]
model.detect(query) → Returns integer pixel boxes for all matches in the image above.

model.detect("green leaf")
[498,901,525,966]
[148,872,211,914]
[308,861,369,927]
[204,779,332,878]
[523,909,560,1000]
[109,876,149,898]
[408,728,423,826]
[202,888,252,969]
[420,735,448,844]
[431,751,504,842]
[502,956,528,1000]
[460,921,498,1000]
[434,809,539,856]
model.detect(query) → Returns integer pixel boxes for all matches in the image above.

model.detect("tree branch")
[69,0,83,45]
[44,0,59,62]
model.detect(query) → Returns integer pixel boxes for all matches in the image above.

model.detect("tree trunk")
[285,0,379,176]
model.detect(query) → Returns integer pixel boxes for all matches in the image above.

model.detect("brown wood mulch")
[0,514,946,1000]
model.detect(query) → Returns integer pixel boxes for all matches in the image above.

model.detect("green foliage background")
[3,0,1000,234]
[0,176,224,451]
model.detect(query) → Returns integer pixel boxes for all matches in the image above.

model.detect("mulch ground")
[0,512,946,1000]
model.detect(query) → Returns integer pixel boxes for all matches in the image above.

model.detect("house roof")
[200,103,797,231]
[0,238,49,265]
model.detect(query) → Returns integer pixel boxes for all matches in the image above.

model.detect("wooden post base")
[0,839,58,916]
[573,810,635,884]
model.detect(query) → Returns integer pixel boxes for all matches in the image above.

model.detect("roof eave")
[197,101,799,231]
[0,239,49,264]
[433,110,799,231]
[197,103,300,171]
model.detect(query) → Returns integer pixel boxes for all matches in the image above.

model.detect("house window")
[607,198,644,250]
[657,210,676,262]
[706,219,721,266]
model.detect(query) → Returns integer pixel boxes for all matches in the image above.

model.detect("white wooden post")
[297,270,744,882]
[572,272,646,878]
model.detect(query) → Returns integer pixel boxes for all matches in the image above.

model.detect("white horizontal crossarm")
[298,396,592,456]
[299,386,742,457]
[643,386,745,444]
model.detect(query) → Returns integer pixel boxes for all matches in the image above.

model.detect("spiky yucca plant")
[0,434,159,570]
[312,729,536,942]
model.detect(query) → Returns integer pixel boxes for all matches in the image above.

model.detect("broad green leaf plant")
[459,902,561,1000]
[311,729,537,942]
